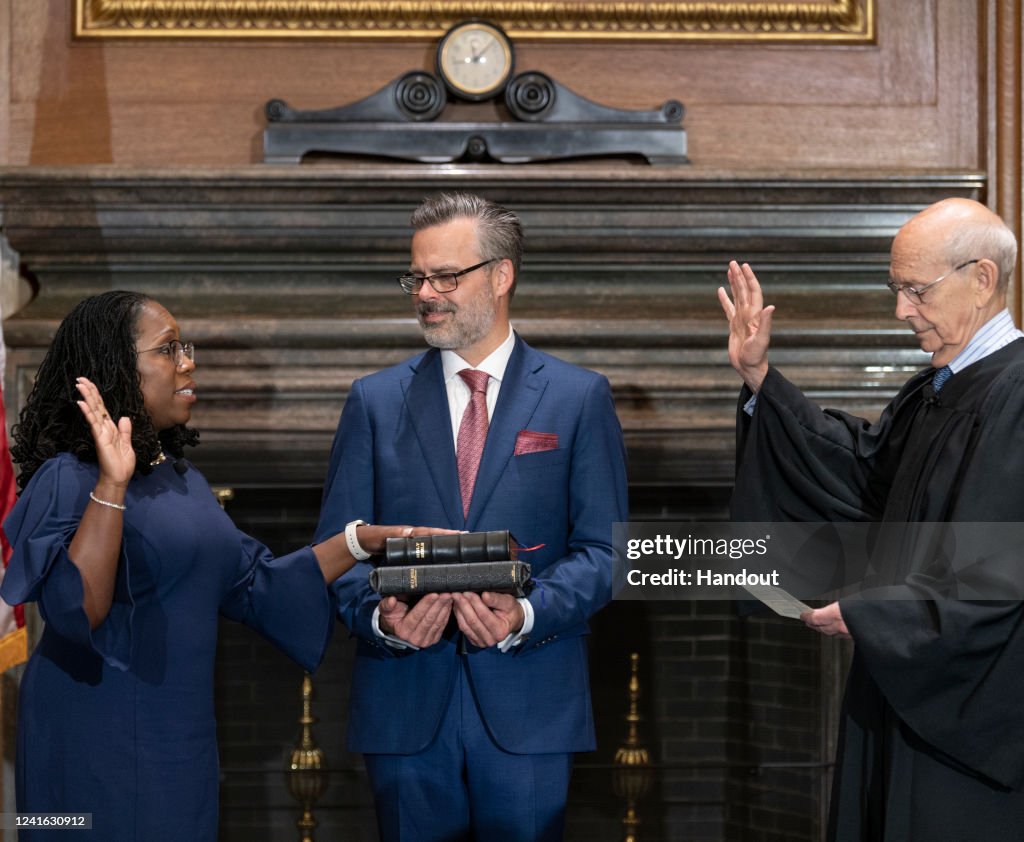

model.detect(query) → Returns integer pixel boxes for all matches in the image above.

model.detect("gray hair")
[945,217,1018,292]
[410,192,523,294]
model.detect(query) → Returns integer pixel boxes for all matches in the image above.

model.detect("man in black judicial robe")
[718,198,1024,841]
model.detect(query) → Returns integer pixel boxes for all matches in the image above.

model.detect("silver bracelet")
[89,491,126,512]
[345,519,372,561]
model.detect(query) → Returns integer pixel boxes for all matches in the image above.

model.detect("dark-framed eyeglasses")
[886,259,979,303]
[397,258,498,295]
[138,339,195,368]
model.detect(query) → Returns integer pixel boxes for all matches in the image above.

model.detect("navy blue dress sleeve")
[1,454,135,669]
[218,531,336,673]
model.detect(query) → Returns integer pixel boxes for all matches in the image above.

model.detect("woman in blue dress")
[1,291,445,840]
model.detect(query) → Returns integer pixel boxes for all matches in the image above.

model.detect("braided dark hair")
[11,291,199,490]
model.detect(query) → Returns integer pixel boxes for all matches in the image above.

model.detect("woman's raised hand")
[75,377,135,487]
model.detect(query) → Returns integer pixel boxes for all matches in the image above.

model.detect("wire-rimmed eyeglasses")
[397,258,498,295]
[138,339,195,368]
[886,259,979,303]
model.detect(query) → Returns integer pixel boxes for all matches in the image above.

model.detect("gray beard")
[418,297,497,351]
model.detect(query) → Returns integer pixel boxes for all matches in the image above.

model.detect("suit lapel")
[466,336,548,529]
[402,349,464,527]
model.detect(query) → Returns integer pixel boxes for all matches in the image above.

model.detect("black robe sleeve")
[731,366,929,522]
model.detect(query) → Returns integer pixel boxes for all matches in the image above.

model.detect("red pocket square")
[515,430,559,455]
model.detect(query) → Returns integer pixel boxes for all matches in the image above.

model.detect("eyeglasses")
[138,339,195,368]
[397,258,498,295]
[886,259,979,303]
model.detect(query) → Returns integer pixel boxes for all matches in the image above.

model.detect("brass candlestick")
[613,653,653,842]
[615,653,650,767]
[287,673,327,842]
[211,486,235,511]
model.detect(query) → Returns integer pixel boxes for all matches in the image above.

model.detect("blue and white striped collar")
[947,309,1024,374]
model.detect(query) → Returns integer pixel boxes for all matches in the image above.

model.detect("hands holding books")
[452,592,525,648]
[379,593,454,648]
[375,531,531,648]
[379,591,525,648]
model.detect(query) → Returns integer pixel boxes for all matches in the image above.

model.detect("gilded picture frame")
[74,0,875,42]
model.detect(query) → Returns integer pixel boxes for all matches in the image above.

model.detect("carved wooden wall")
[0,0,990,171]
[0,165,983,502]
[4,0,1019,301]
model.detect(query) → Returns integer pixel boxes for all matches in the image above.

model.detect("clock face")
[437,22,514,101]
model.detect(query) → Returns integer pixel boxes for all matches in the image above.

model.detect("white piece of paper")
[741,583,812,619]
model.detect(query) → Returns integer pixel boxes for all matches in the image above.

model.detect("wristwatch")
[345,519,372,561]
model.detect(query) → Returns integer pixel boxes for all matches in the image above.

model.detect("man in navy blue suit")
[315,192,629,841]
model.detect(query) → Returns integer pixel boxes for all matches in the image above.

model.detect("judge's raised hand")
[800,602,851,639]
[379,592,454,648]
[75,377,135,488]
[452,591,524,649]
[717,261,775,393]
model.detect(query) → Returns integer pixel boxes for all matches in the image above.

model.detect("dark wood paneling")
[0,0,981,171]
[987,0,1024,317]
[0,165,984,506]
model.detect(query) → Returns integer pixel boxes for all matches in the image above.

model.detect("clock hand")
[469,42,497,65]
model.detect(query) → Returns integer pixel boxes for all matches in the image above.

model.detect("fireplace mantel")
[0,165,984,506]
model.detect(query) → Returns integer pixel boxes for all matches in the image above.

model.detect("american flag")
[0,277,28,671]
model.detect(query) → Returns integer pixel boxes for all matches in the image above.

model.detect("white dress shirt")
[373,325,535,652]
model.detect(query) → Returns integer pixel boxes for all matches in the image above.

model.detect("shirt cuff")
[371,604,420,651]
[498,597,535,653]
[743,393,758,416]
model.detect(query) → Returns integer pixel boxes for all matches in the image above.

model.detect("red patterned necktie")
[457,369,490,517]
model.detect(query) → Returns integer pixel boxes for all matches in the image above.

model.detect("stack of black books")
[368,531,532,597]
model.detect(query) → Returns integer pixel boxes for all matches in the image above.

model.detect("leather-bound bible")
[382,530,518,566]
[369,561,532,598]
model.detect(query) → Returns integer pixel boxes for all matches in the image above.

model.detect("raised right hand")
[70,377,134,629]
[75,377,135,487]
[717,261,775,393]
[379,592,454,648]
